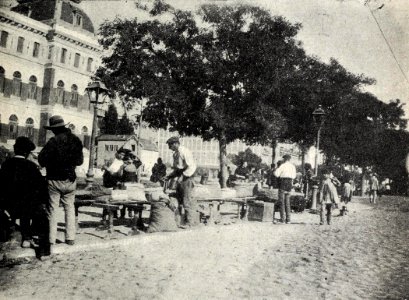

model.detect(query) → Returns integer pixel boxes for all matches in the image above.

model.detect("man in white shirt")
[164,136,197,228]
[274,154,296,224]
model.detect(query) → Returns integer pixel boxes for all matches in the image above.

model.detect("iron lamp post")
[312,105,326,176]
[85,80,108,189]
[310,105,326,211]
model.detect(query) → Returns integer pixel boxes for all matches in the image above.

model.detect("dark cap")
[44,115,69,129]
[283,154,291,160]
[166,136,180,145]
[14,136,35,155]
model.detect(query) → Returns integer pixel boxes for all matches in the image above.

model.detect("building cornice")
[0,9,49,37]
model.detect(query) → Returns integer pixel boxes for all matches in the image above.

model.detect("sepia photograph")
[0,0,408,299]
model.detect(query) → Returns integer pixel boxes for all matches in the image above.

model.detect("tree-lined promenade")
[96,0,408,190]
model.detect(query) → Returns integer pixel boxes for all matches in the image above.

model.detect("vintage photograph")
[0,0,408,299]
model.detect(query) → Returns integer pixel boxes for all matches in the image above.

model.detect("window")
[70,84,79,107]
[61,48,67,63]
[56,80,64,104]
[9,115,18,139]
[17,37,24,53]
[25,118,34,140]
[0,31,8,48]
[28,75,37,99]
[75,14,82,27]
[74,53,80,68]
[105,145,109,151]
[86,57,93,72]
[0,66,5,93]
[32,42,40,57]
[81,126,88,135]
[12,71,22,96]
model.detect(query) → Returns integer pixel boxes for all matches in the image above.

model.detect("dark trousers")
[176,176,198,226]
[320,203,332,224]
[278,190,291,222]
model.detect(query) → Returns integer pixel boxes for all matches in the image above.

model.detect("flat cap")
[166,136,180,144]
[283,154,291,160]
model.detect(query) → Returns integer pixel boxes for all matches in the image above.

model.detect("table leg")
[108,211,114,234]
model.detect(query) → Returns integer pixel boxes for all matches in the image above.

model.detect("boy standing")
[319,169,339,225]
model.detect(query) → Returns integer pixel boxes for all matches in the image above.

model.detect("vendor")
[234,161,250,181]
[102,149,127,188]
[122,152,142,183]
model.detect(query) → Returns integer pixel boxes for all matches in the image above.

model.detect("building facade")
[0,0,101,148]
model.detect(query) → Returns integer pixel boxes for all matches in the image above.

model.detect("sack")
[147,199,178,233]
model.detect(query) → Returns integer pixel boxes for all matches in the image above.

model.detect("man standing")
[369,173,379,204]
[164,137,197,228]
[39,115,83,245]
[274,154,296,224]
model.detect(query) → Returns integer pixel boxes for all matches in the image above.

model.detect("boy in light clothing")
[319,169,339,225]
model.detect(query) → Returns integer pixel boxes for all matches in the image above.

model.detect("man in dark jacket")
[0,137,50,257]
[38,115,83,246]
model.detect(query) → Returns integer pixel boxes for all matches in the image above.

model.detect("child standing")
[340,179,353,216]
[319,169,339,225]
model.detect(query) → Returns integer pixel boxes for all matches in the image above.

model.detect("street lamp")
[312,105,326,176]
[85,80,108,189]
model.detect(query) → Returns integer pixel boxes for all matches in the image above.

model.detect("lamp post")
[85,80,108,189]
[136,100,143,183]
[310,105,325,211]
[312,105,326,176]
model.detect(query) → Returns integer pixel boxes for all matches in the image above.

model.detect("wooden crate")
[247,201,275,222]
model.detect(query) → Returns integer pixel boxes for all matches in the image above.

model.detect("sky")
[79,0,409,116]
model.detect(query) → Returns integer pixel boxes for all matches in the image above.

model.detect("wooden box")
[247,201,275,222]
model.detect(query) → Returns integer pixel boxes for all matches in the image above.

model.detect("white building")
[0,0,101,148]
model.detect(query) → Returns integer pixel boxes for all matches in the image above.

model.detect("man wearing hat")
[38,115,83,246]
[0,137,50,257]
[274,154,296,224]
[163,136,198,228]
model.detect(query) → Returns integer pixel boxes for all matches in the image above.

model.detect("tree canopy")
[96,1,408,189]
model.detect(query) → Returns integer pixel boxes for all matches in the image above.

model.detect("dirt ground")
[1,195,409,300]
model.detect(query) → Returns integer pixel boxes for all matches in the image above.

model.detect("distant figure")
[0,137,50,257]
[39,115,83,246]
[150,158,167,186]
[200,168,210,185]
[163,137,197,228]
[303,163,314,197]
[340,179,353,216]
[235,161,250,181]
[274,155,296,224]
[369,173,379,204]
[319,169,340,225]
[102,149,126,188]
[121,151,142,183]
[266,163,276,189]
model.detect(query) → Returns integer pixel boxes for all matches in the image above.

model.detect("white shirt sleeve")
[180,146,197,177]
[107,158,123,173]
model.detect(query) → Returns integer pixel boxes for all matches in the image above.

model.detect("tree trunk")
[271,139,278,165]
[219,135,228,189]
[301,145,306,177]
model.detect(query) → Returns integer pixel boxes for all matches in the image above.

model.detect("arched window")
[68,124,76,133]
[56,80,64,104]
[28,75,37,99]
[81,126,88,135]
[12,71,22,96]
[70,84,79,107]
[0,66,5,93]
[25,118,34,140]
[9,114,18,139]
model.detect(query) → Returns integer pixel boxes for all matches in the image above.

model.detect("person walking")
[274,154,296,224]
[369,173,379,204]
[38,115,83,246]
[319,169,340,225]
[163,136,197,228]
[0,137,50,257]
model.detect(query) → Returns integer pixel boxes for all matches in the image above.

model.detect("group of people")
[102,148,142,189]
[0,115,83,259]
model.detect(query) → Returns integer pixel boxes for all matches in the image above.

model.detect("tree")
[117,113,135,135]
[231,148,263,171]
[100,104,118,135]
[97,4,307,187]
